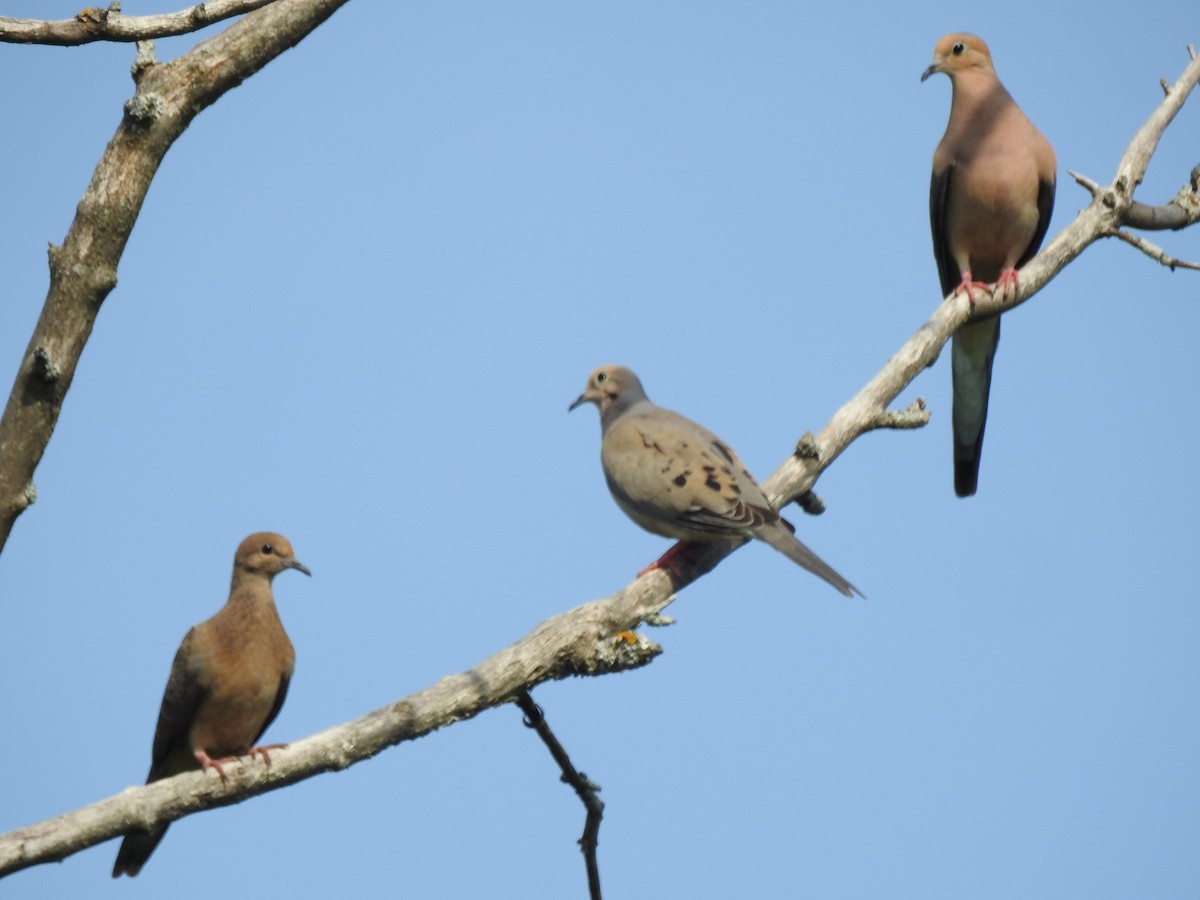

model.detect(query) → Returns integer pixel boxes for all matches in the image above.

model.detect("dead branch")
[0,593,662,876]
[1107,229,1200,271]
[0,38,1198,883]
[0,0,350,555]
[0,1,276,45]
[758,46,1200,510]
[1073,167,1200,231]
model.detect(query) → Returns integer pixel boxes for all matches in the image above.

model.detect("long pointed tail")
[112,824,169,878]
[756,521,862,598]
[951,318,1000,498]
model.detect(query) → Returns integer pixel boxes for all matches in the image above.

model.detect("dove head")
[569,365,649,429]
[233,532,312,582]
[921,33,993,83]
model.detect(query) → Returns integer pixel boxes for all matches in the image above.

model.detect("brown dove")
[112,532,310,878]
[570,365,860,597]
[923,33,1056,497]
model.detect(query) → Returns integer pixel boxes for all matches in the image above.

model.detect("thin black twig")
[516,690,604,900]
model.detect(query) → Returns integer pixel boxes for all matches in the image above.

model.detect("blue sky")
[1,2,1197,897]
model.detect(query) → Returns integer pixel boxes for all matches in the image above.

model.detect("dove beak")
[920,62,941,82]
[568,393,589,412]
[285,557,312,577]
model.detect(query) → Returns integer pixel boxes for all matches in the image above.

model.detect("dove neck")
[600,396,648,432]
[948,75,1012,132]
[228,568,279,604]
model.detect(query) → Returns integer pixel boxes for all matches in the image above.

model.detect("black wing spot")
[710,441,735,464]
[673,474,688,487]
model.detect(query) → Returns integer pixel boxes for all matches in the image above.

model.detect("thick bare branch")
[1125,194,1199,230]
[1,42,1198,882]
[0,0,350,555]
[0,592,663,876]
[0,1,276,46]
[1073,166,1200,231]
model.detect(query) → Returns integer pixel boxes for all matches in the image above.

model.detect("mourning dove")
[112,533,309,878]
[923,33,1056,497]
[570,365,860,597]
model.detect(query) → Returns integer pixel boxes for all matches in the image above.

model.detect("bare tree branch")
[1125,195,1199,230]
[516,691,605,900]
[1107,229,1200,271]
[1072,166,1200,231]
[756,46,1200,516]
[0,586,663,876]
[0,41,1198,882]
[0,0,350,555]
[0,1,277,46]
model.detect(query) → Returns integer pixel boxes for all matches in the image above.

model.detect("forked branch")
[517,691,605,900]
[0,0,350,554]
[0,37,1198,885]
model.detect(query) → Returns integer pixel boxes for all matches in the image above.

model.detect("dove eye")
[595,372,609,385]
[261,544,275,555]
[952,41,965,55]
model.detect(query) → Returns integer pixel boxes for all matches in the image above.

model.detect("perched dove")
[570,365,860,597]
[923,33,1056,497]
[112,533,310,878]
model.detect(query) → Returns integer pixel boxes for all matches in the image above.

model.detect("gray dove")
[570,365,860,597]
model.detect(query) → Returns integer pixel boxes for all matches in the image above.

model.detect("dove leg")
[638,540,693,579]
[994,266,1021,302]
[194,749,232,782]
[248,743,288,766]
[953,270,992,305]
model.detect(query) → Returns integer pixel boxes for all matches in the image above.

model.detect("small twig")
[864,398,930,433]
[516,690,604,900]
[1069,169,1103,197]
[641,612,675,627]
[790,440,830,515]
[1106,229,1200,271]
